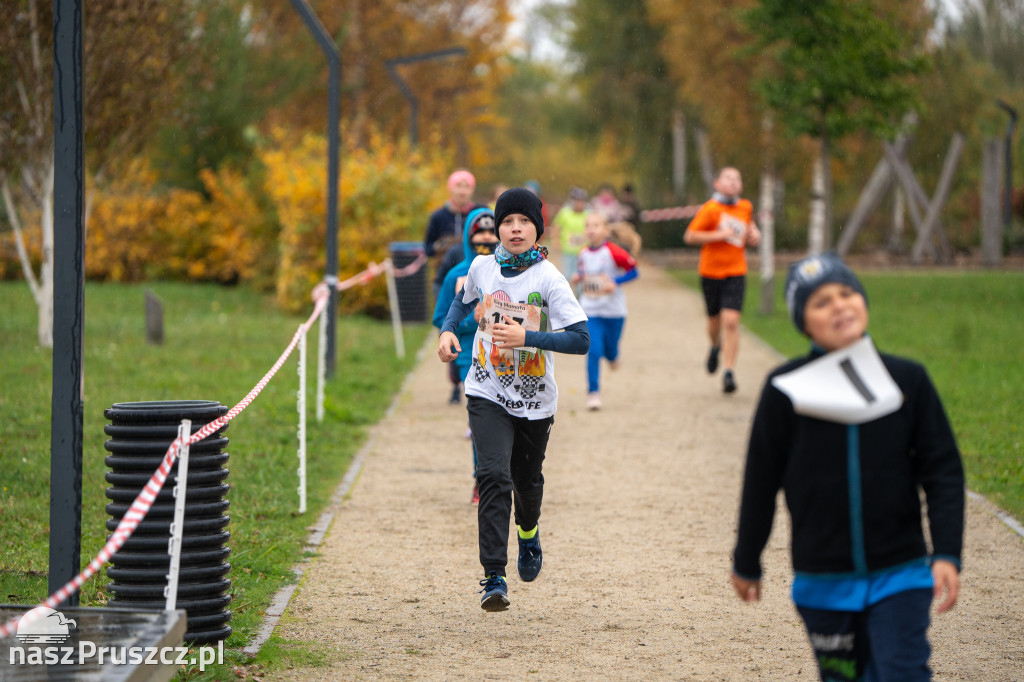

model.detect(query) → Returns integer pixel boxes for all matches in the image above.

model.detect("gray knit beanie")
[784,253,868,334]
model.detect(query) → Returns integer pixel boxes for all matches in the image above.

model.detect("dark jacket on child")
[733,350,965,580]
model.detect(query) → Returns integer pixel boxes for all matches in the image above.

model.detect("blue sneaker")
[479,572,509,611]
[517,527,543,582]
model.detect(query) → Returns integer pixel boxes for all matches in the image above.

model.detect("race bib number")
[477,294,541,353]
[582,275,610,296]
[719,213,748,247]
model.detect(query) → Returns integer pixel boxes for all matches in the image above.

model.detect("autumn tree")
[249,0,512,171]
[150,0,316,192]
[0,0,189,346]
[743,0,927,253]
[566,0,677,203]
[646,0,765,201]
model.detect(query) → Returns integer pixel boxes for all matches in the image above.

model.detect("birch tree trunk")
[759,170,776,315]
[695,125,715,196]
[808,145,827,256]
[38,160,55,348]
[759,115,776,314]
[671,107,687,203]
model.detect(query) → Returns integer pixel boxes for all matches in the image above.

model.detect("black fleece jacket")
[733,350,965,580]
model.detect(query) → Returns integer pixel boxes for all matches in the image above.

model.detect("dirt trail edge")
[271,262,1024,680]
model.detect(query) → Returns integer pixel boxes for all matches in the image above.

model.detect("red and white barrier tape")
[639,204,703,222]
[0,296,328,639]
[2,248,423,638]
[390,252,427,278]
[311,252,425,303]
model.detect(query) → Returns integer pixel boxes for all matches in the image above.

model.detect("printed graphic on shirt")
[477,292,541,354]
[473,289,548,393]
[461,258,587,419]
[517,291,547,398]
[484,292,517,387]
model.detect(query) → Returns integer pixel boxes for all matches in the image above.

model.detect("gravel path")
[269,262,1024,680]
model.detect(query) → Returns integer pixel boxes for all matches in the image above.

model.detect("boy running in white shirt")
[438,188,589,611]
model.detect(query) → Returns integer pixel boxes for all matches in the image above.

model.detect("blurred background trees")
[1,0,1022,320]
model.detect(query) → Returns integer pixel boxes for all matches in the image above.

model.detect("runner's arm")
[440,289,477,336]
[524,321,589,355]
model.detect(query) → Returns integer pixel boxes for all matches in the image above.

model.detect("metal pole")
[385,48,467,146]
[289,0,340,377]
[165,420,191,613]
[997,100,1017,234]
[49,0,85,606]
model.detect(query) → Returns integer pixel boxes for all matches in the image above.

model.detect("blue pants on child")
[467,396,552,576]
[586,316,625,394]
[797,588,932,682]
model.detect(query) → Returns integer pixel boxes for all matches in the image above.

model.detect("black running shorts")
[701,275,746,316]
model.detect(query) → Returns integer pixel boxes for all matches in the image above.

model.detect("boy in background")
[571,211,638,410]
[683,167,760,393]
[425,169,487,404]
[731,253,964,681]
[552,186,589,275]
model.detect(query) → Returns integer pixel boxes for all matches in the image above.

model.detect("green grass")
[0,281,430,678]
[668,268,1024,522]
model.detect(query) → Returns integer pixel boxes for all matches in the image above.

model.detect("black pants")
[467,396,552,576]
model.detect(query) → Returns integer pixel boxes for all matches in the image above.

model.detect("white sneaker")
[586,392,602,410]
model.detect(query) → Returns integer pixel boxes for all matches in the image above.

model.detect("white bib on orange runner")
[770,336,904,425]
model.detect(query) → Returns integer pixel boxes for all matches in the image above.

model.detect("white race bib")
[477,294,541,353]
[771,337,903,424]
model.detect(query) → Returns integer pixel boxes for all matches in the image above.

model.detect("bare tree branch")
[1,171,41,300]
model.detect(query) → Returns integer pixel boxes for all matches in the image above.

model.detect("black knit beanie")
[784,253,868,334]
[494,187,545,240]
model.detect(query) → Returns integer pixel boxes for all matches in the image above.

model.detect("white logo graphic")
[16,607,78,644]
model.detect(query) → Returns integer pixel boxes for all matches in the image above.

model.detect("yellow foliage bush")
[85,159,278,287]
[5,130,448,320]
[263,128,449,315]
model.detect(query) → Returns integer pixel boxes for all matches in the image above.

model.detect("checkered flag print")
[472,358,489,383]
[518,375,541,398]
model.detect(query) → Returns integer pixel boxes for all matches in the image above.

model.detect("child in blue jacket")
[433,208,499,503]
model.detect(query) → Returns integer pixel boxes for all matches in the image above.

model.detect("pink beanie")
[447,170,476,191]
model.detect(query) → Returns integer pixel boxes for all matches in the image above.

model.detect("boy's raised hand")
[438,331,461,363]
